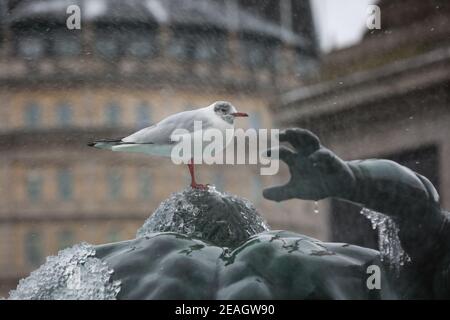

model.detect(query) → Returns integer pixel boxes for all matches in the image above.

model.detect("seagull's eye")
[220,108,227,113]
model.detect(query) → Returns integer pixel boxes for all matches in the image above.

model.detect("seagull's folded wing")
[122,109,212,145]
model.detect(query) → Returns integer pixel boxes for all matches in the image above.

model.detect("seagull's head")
[212,101,248,124]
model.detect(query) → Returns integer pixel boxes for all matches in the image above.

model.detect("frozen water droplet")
[313,201,319,214]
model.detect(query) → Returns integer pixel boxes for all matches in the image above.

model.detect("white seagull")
[88,101,248,189]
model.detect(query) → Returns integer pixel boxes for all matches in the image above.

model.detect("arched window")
[24,102,41,128]
[24,231,44,267]
[58,169,73,201]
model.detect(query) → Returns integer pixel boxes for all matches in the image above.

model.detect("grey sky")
[310,0,377,52]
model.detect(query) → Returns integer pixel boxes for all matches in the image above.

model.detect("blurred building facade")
[0,0,323,295]
[276,0,450,249]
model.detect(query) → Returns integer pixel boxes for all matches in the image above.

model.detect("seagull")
[88,101,248,189]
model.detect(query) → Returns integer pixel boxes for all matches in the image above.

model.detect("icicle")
[360,208,410,275]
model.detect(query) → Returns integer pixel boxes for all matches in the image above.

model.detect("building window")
[241,38,277,69]
[136,102,152,129]
[57,229,74,250]
[56,102,73,126]
[125,34,157,58]
[105,102,121,126]
[296,50,318,77]
[108,170,122,199]
[169,32,226,62]
[94,26,157,59]
[95,33,120,59]
[138,169,152,199]
[252,176,262,203]
[213,172,225,191]
[51,31,81,56]
[24,231,44,267]
[17,36,45,59]
[27,171,43,202]
[168,35,190,60]
[24,102,41,128]
[106,227,121,243]
[58,169,73,201]
[194,36,226,62]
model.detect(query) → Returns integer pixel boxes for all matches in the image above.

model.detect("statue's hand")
[263,128,356,202]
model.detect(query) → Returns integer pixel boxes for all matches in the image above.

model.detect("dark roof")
[7,0,308,46]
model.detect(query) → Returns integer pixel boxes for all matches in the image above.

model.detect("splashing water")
[360,208,410,275]
[137,186,269,248]
[8,242,121,300]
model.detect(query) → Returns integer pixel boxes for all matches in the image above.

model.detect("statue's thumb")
[263,184,295,202]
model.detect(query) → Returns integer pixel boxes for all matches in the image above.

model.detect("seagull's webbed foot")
[190,183,210,190]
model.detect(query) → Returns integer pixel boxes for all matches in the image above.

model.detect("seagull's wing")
[122,108,212,145]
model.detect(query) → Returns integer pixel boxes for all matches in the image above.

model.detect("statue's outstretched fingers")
[279,128,320,156]
[263,183,297,202]
[264,146,296,166]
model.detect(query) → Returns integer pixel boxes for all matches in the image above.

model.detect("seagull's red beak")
[231,112,248,117]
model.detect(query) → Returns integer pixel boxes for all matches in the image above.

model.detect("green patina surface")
[94,230,395,299]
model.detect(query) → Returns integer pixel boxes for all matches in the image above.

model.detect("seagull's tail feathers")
[87,138,125,150]
[88,138,156,154]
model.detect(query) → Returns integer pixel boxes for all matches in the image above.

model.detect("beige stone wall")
[0,86,327,296]
[0,87,272,131]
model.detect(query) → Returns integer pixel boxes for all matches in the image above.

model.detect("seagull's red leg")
[187,158,207,189]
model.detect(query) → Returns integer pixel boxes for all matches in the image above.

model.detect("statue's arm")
[345,159,439,218]
[263,128,450,266]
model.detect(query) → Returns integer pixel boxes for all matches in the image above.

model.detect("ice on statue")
[137,186,269,248]
[7,186,395,300]
[8,243,121,300]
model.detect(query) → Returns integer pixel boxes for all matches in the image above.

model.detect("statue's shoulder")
[94,231,389,300]
[219,230,384,299]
